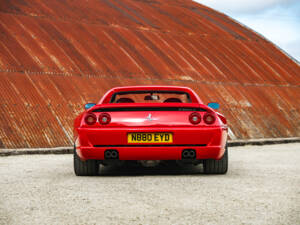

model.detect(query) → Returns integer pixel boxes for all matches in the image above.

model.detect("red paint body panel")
[78,146,225,161]
[75,86,228,161]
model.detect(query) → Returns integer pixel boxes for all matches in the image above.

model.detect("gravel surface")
[0,143,299,225]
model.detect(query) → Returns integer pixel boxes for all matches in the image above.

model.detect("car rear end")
[75,103,228,162]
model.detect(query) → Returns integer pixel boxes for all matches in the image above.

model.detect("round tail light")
[189,112,201,125]
[203,113,216,125]
[99,113,111,125]
[84,114,97,125]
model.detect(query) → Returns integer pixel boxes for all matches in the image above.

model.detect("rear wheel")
[203,145,228,174]
[73,146,98,176]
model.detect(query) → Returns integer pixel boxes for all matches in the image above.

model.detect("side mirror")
[208,102,220,110]
[84,103,96,110]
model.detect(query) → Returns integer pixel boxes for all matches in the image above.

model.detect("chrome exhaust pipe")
[105,150,119,159]
[104,150,112,159]
[182,149,196,159]
[189,150,196,159]
[182,150,190,158]
[111,150,118,159]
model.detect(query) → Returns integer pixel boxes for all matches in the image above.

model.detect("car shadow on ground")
[99,163,206,176]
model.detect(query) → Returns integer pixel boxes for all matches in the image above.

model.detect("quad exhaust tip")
[182,149,196,159]
[104,150,119,159]
[105,149,196,160]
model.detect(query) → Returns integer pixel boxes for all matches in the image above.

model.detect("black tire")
[74,146,99,176]
[203,145,228,174]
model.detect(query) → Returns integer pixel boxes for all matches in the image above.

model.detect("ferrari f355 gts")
[73,86,228,176]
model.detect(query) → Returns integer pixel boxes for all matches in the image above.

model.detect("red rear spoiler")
[88,103,214,113]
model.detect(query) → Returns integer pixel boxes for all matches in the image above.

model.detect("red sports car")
[73,86,228,176]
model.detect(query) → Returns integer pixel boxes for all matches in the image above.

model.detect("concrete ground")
[0,143,299,225]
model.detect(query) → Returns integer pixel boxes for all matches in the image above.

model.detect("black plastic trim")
[94,144,207,147]
[93,107,207,112]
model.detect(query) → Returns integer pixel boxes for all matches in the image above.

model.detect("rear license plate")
[128,133,173,143]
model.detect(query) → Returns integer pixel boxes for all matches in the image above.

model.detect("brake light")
[189,112,201,125]
[99,113,111,125]
[203,113,216,125]
[84,114,97,125]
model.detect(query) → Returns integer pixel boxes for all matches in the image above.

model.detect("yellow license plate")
[128,133,173,143]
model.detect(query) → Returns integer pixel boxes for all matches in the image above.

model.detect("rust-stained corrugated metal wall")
[0,0,299,148]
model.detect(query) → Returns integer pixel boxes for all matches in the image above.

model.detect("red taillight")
[84,114,97,125]
[99,113,111,125]
[203,113,216,125]
[189,112,201,125]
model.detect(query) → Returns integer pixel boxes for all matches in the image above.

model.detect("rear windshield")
[110,91,191,104]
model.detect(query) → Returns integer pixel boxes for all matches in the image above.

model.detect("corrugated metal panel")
[0,0,299,148]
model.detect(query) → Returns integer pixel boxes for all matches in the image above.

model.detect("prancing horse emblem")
[146,113,153,121]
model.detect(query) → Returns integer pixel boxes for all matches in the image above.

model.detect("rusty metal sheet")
[0,0,299,148]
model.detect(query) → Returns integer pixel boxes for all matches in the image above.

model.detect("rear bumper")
[77,145,225,161]
[76,126,227,160]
